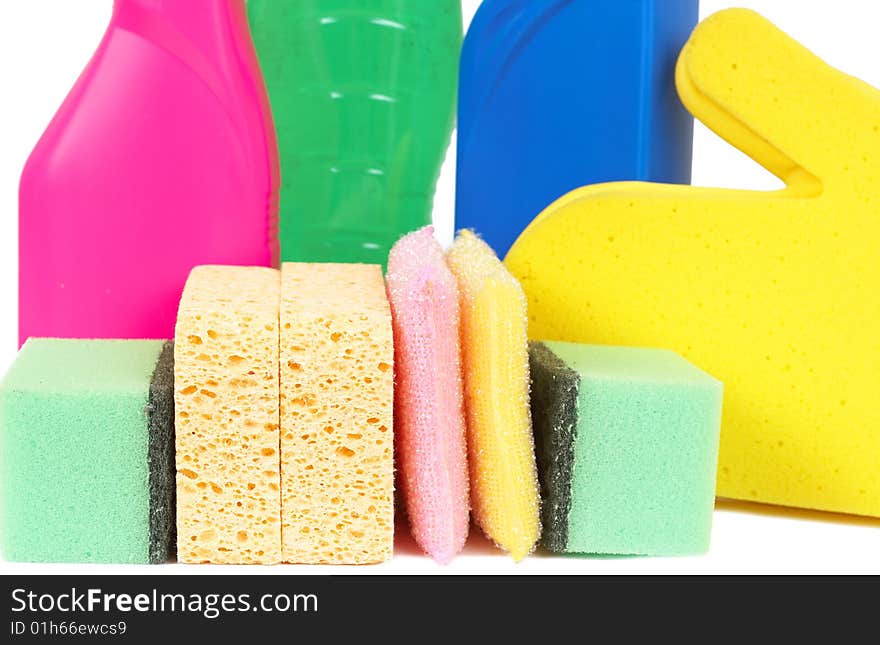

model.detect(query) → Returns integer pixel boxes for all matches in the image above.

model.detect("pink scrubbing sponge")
[386,227,469,563]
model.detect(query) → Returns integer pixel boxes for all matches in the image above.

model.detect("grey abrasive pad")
[147,341,175,564]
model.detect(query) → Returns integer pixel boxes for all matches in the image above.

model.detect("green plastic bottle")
[247,0,462,266]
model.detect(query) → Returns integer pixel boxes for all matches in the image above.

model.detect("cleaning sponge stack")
[2,242,726,565]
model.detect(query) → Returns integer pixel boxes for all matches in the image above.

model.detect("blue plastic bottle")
[456,0,698,256]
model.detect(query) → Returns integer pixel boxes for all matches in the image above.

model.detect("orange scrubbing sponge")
[446,230,540,560]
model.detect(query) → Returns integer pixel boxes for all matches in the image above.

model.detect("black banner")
[0,574,869,640]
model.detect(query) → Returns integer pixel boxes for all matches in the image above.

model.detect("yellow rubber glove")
[505,9,880,517]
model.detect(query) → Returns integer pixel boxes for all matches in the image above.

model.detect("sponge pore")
[0,338,173,564]
[446,230,539,561]
[386,227,469,564]
[175,265,282,564]
[530,341,723,556]
[280,263,395,564]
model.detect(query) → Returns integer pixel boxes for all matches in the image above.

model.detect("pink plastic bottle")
[19,0,279,346]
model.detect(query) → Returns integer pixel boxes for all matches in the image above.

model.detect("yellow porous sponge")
[505,9,880,517]
[175,266,282,564]
[280,263,394,564]
[447,231,540,560]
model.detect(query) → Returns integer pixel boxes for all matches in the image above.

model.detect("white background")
[0,0,878,575]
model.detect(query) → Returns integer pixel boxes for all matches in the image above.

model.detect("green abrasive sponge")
[0,338,175,563]
[529,341,723,556]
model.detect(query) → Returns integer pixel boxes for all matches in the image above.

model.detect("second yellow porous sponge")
[447,231,540,560]
[506,9,880,517]
[280,263,394,564]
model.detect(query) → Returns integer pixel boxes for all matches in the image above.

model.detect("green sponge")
[529,341,723,556]
[0,339,175,563]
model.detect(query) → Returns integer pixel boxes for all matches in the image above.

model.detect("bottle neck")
[113,0,248,61]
